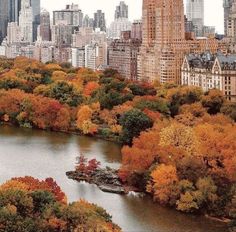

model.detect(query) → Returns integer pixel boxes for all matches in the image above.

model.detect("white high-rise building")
[71,47,85,68]
[186,0,204,37]
[7,22,21,44]
[85,43,98,70]
[19,0,33,43]
[108,18,132,39]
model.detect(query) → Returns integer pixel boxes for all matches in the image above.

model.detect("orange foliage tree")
[147,164,179,205]
[83,81,100,96]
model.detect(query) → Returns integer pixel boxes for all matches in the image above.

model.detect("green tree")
[120,109,153,145]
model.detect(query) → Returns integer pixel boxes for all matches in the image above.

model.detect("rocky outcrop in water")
[66,167,126,194]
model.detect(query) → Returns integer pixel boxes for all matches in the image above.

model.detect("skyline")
[41,0,224,33]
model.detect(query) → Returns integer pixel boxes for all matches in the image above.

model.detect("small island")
[66,155,126,194]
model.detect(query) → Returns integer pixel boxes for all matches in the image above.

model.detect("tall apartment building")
[34,40,54,63]
[226,0,236,42]
[186,0,204,37]
[115,1,128,19]
[19,0,33,43]
[108,18,132,38]
[108,31,141,80]
[51,23,74,46]
[93,10,106,32]
[84,42,107,70]
[72,47,85,68]
[224,0,234,35]
[38,9,50,41]
[131,20,142,40]
[71,28,107,69]
[72,27,106,48]
[53,4,83,27]
[139,0,187,83]
[7,22,21,44]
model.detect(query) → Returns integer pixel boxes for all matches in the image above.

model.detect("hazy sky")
[41,0,224,33]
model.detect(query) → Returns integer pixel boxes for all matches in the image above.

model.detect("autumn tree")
[0,177,121,232]
[159,122,197,155]
[147,164,179,206]
[133,96,170,116]
[221,102,236,122]
[177,177,218,213]
[52,70,67,81]
[76,105,98,135]
[34,81,84,107]
[194,123,236,183]
[83,81,100,96]
[167,86,203,116]
[202,89,225,115]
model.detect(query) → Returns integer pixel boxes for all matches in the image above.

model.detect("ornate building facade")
[181,52,236,102]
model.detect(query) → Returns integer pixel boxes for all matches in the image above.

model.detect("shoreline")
[0,123,232,226]
[0,122,121,144]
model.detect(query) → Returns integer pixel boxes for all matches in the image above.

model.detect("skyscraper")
[226,0,236,41]
[224,0,234,35]
[93,10,106,32]
[139,0,186,83]
[38,9,50,41]
[0,0,20,42]
[19,0,33,42]
[115,1,128,19]
[0,0,9,42]
[9,0,20,22]
[30,0,41,41]
[108,1,131,38]
[186,0,204,37]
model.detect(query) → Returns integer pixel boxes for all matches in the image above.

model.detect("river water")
[0,125,228,232]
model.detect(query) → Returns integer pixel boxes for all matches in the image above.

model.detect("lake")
[0,125,228,232]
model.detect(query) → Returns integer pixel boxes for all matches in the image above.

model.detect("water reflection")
[0,125,228,232]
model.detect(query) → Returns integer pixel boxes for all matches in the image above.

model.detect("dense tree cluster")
[119,86,236,223]
[0,57,236,226]
[0,57,158,139]
[0,177,120,232]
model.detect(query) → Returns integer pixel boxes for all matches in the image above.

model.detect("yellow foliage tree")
[52,71,67,81]
[76,105,98,135]
[159,122,197,155]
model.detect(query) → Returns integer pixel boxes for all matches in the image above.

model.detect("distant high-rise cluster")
[0,0,40,42]
[0,0,236,101]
